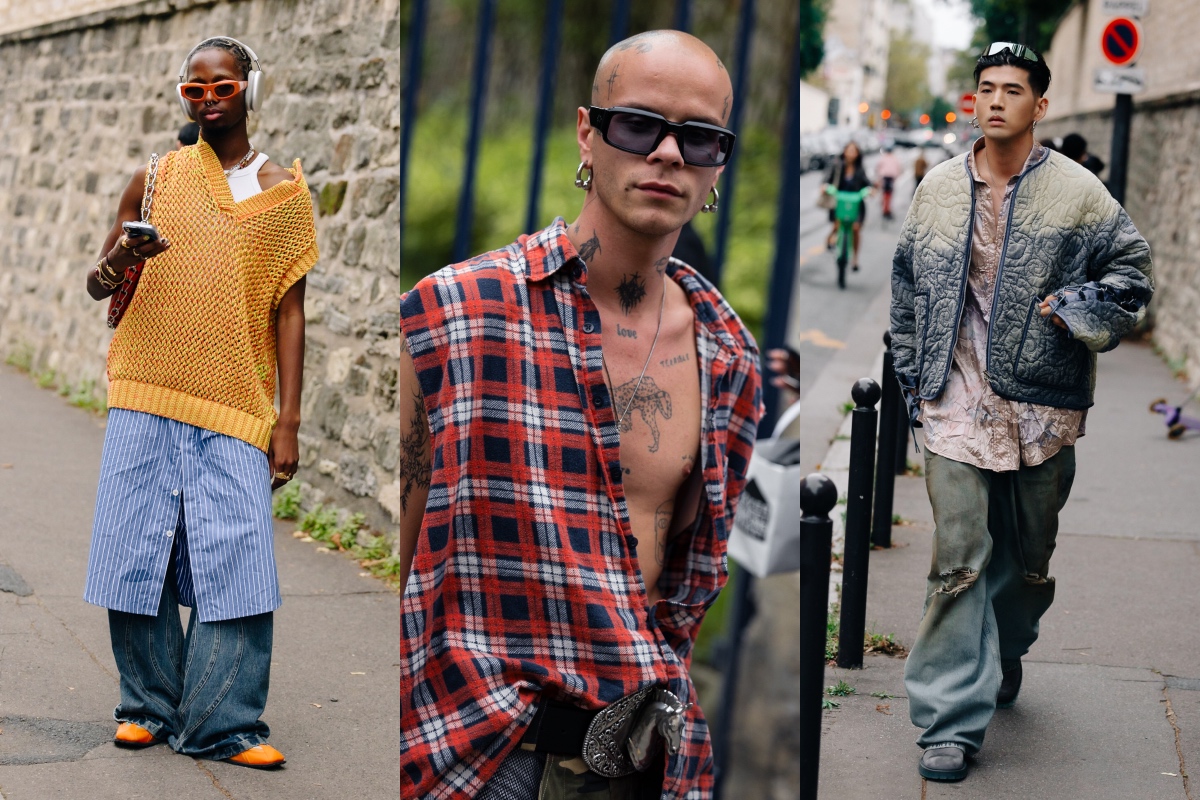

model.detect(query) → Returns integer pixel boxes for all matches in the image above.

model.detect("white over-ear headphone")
[176,36,264,119]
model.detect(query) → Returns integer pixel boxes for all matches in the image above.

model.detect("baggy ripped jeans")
[904,446,1076,754]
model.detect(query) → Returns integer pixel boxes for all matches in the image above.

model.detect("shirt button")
[165,529,174,537]
[583,322,595,334]
[171,489,179,496]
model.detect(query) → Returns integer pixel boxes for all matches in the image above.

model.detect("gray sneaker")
[919,744,967,781]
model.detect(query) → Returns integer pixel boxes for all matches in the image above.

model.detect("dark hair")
[841,141,864,172]
[187,37,253,80]
[974,45,1051,97]
[1039,137,1059,152]
[1060,133,1087,161]
[178,121,200,146]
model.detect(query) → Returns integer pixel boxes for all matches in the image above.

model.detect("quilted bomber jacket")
[890,147,1154,410]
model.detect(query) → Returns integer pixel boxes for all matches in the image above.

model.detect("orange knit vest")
[106,141,319,451]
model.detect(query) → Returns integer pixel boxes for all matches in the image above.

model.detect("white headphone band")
[178,36,261,82]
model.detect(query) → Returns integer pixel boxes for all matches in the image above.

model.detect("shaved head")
[591,30,732,123]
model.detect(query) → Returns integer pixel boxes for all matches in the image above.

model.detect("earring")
[701,185,719,213]
[575,162,592,190]
[1032,120,1038,132]
[970,116,979,129]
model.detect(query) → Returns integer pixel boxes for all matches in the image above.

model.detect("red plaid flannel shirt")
[399,220,762,799]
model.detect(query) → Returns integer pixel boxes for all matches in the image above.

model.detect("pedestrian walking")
[398,30,762,800]
[83,36,318,769]
[912,151,928,190]
[875,143,903,220]
[1061,132,1106,176]
[889,42,1153,782]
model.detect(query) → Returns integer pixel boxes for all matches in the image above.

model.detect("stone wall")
[0,0,401,534]
[1040,92,1200,389]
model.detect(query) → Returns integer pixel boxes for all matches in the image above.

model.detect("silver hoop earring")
[701,185,719,213]
[1032,120,1038,132]
[970,116,979,129]
[575,162,592,190]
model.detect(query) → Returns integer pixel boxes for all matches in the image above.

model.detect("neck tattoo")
[616,272,647,315]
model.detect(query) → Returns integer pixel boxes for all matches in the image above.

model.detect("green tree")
[964,0,1076,53]
[883,31,931,118]
[799,0,832,77]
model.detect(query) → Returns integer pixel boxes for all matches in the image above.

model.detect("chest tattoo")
[613,375,673,452]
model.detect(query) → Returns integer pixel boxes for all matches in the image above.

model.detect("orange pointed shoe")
[225,744,286,769]
[114,722,159,749]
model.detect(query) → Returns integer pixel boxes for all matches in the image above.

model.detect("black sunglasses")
[980,42,1039,62]
[588,106,736,167]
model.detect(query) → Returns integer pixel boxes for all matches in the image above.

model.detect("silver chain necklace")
[223,144,256,176]
[604,272,667,430]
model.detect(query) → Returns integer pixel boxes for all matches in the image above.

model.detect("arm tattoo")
[399,390,431,513]
[578,231,601,263]
[654,501,673,566]
[616,273,647,315]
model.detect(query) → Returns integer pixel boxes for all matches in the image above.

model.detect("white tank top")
[227,152,270,203]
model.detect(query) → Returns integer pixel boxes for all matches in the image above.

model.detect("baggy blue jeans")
[107,561,274,761]
[904,446,1076,754]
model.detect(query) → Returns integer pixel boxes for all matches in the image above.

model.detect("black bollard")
[873,333,899,548]
[838,378,880,670]
[800,473,837,800]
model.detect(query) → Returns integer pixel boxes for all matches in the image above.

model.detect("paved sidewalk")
[0,365,400,799]
[804,247,1200,795]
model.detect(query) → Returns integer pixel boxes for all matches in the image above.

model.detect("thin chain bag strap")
[107,153,159,329]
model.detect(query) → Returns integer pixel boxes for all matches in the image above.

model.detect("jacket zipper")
[934,157,977,395]
[984,150,1049,379]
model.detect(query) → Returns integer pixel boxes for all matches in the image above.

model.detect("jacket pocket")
[1013,298,1089,390]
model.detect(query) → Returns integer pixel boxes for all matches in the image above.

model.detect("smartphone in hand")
[122,221,160,242]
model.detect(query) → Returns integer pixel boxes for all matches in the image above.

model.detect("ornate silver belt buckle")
[580,684,656,778]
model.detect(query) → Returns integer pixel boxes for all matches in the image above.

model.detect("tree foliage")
[799,0,831,77]
[883,31,931,118]
[965,0,1076,54]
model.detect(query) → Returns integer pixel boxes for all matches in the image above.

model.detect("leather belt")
[521,685,689,779]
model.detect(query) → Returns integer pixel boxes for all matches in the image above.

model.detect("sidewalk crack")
[1163,684,1194,800]
[194,759,237,799]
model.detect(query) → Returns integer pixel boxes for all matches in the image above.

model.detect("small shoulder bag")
[107,153,160,329]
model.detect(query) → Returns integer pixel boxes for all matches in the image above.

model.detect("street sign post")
[1099,17,1143,206]
[1101,17,1142,66]
[959,92,975,115]
[1102,0,1148,15]
[1094,66,1146,94]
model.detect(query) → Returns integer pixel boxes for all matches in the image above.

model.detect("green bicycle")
[825,185,871,290]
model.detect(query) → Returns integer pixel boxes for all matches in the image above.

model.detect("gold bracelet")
[95,257,122,290]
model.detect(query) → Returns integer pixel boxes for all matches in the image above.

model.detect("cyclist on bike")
[875,143,903,220]
[823,141,872,272]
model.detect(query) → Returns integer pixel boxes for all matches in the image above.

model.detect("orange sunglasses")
[179,80,248,102]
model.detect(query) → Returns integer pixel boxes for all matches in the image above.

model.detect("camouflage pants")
[478,747,664,800]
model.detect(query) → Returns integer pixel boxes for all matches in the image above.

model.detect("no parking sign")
[1101,17,1142,67]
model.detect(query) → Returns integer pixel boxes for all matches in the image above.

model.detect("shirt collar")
[522,218,579,283]
[967,137,1048,185]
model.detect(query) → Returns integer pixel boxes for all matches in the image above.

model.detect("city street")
[0,366,400,800]
[794,152,1200,797]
